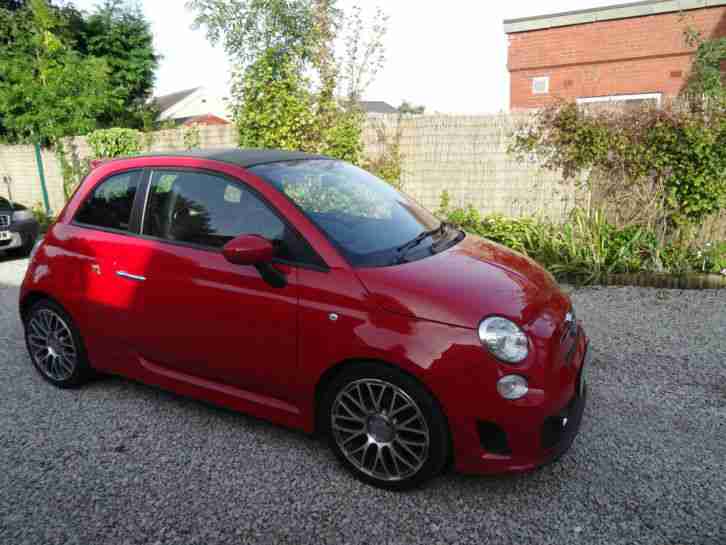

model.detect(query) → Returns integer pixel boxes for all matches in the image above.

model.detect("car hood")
[355,234,563,329]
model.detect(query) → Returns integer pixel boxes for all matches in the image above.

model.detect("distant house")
[153,87,231,126]
[504,0,726,110]
[359,101,398,114]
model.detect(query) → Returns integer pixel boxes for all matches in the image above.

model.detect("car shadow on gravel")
[64,371,563,494]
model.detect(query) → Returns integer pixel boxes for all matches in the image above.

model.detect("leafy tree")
[188,0,386,164]
[79,0,159,128]
[234,49,317,151]
[0,0,159,142]
[0,0,114,144]
[187,0,337,70]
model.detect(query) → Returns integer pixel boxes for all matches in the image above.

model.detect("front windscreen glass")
[250,160,449,267]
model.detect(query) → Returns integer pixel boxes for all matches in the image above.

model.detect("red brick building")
[504,0,726,110]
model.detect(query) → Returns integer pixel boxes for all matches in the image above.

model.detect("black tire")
[321,362,451,491]
[23,299,93,388]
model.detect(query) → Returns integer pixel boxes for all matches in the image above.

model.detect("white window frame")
[532,76,550,95]
[576,93,662,106]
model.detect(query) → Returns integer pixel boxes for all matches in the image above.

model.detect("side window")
[142,170,316,264]
[75,171,140,231]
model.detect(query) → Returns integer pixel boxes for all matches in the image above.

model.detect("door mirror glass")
[222,235,274,266]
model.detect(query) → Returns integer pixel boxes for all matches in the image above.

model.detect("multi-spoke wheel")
[24,300,92,387]
[324,364,450,490]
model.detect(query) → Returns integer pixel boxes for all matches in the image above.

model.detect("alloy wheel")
[27,309,78,382]
[331,378,430,482]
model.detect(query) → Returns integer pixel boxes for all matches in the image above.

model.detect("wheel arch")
[19,290,57,323]
[313,358,452,438]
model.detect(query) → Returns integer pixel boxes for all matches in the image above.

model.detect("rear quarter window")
[75,171,141,232]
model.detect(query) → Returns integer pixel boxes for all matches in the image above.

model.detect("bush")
[31,202,55,233]
[87,128,143,159]
[510,100,726,237]
[438,192,726,283]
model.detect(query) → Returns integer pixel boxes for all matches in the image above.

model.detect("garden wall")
[0,115,576,219]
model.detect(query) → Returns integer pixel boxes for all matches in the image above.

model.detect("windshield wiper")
[396,222,449,261]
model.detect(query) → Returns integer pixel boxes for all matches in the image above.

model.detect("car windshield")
[250,159,447,267]
[0,197,10,209]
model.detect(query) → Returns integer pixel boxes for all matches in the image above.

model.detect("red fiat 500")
[19,149,589,490]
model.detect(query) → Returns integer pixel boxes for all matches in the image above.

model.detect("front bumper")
[454,331,590,475]
[0,230,25,251]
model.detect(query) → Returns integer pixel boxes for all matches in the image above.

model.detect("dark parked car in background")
[0,196,39,257]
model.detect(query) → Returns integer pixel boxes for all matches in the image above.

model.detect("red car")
[19,149,589,490]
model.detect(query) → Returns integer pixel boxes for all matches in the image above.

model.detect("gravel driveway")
[1,255,724,545]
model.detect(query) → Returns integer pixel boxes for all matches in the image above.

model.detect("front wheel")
[323,363,451,490]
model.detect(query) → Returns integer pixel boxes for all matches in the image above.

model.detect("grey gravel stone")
[0,256,724,545]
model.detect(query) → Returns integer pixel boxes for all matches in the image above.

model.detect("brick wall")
[508,5,726,109]
[0,116,576,220]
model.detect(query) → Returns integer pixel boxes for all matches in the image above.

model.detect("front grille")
[0,214,9,229]
[477,421,511,455]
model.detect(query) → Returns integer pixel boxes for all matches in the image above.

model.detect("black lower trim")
[477,421,512,455]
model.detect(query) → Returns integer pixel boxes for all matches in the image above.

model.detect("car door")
[64,168,151,372]
[124,168,313,402]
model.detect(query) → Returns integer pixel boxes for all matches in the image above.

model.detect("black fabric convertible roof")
[127,148,330,168]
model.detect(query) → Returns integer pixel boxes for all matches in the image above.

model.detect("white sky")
[72,0,618,113]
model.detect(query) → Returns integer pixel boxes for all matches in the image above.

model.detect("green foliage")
[438,193,726,282]
[510,100,726,231]
[182,123,202,150]
[187,0,322,68]
[234,49,317,150]
[31,201,55,233]
[362,119,404,189]
[87,127,143,158]
[684,27,726,100]
[0,0,159,143]
[234,47,365,163]
[79,0,160,128]
[0,0,114,144]
[189,0,387,167]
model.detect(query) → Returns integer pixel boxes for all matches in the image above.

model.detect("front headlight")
[478,316,529,363]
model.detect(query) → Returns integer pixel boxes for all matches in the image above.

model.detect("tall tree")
[188,0,320,68]
[187,0,387,163]
[0,0,159,142]
[80,0,160,128]
[0,0,114,144]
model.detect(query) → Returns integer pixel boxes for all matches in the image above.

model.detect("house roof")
[504,0,726,34]
[119,148,330,168]
[153,87,201,114]
[359,101,398,114]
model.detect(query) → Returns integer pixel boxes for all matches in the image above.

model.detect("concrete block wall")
[0,145,66,213]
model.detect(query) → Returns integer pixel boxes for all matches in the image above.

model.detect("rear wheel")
[24,300,92,388]
[323,363,450,490]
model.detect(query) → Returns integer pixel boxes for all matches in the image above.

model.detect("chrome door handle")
[116,271,146,282]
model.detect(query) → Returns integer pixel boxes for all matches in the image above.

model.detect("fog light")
[497,375,529,400]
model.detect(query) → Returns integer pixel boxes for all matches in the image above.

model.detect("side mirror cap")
[222,234,274,266]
